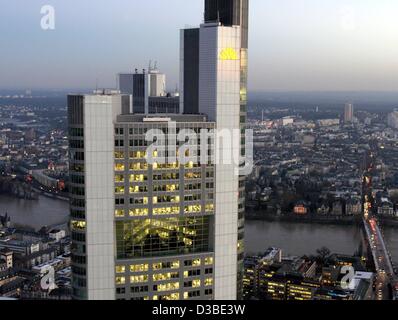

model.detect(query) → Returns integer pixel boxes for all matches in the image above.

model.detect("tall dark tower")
[204,0,249,49]
[205,0,249,300]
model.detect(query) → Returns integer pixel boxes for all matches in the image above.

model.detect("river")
[0,194,69,230]
[245,220,398,264]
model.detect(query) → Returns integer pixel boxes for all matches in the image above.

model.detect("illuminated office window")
[152,261,180,271]
[192,259,201,267]
[130,264,149,273]
[192,279,201,288]
[185,172,201,179]
[155,282,180,292]
[129,174,147,182]
[131,197,149,205]
[130,186,148,194]
[153,184,180,192]
[115,186,125,194]
[184,205,202,214]
[116,277,126,285]
[114,152,125,159]
[153,162,179,170]
[205,278,213,287]
[115,209,125,218]
[205,204,214,212]
[71,220,86,231]
[205,257,213,266]
[153,272,179,282]
[129,208,149,217]
[115,266,126,274]
[130,162,148,170]
[115,163,125,171]
[115,175,125,183]
[130,151,147,159]
[153,196,180,204]
[130,275,149,284]
[153,206,180,216]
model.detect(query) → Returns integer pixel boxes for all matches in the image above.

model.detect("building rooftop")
[116,114,210,123]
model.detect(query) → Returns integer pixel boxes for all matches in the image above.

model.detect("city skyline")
[1,0,398,91]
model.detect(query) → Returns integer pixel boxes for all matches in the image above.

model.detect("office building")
[69,91,216,300]
[69,0,248,300]
[180,0,248,298]
[205,0,248,299]
[344,103,354,123]
[118,67,177,114]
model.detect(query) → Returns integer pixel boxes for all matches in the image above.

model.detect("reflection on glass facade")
[116,217,211,259]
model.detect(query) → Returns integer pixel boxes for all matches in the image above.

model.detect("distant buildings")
[317,119,340,127]
[117,67,178,114]
[243,250,373,301]
[0,221,70,299]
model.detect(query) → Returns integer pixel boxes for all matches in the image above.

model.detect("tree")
[316,247,331,262]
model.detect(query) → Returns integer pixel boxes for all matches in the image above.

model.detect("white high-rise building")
[344,103,354,123]
[148,68,166,98]
[198,23,241,300]
[118,68,178,114]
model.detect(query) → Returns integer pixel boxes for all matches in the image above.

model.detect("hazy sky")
[1,0,398,91]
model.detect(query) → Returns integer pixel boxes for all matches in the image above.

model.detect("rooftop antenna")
[154,61,158,70]
[149,60,152,72]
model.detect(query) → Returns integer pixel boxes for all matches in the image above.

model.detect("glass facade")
[112,118,216,300]
[116,217,212,259]
[68,95,88,300]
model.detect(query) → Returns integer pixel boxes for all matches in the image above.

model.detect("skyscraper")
[119,68,179,114]
[69,92,216,300]
[69,0,248,300]
[180,0,248,297]
[205,0,249,299]
[344,103,354,123]
[180,28,200,115]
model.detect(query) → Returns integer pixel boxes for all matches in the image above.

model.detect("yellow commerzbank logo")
[220,48,239,60]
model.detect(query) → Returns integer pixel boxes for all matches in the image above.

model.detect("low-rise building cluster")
[244,247,374,301]
[0,216,70,299]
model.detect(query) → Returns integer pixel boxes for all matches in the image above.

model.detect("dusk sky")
[1,0,398,91]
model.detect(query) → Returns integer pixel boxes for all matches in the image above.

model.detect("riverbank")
[246,210,398,228]
[0,177,39,200]
[246,210,361,226]
[31,186,69,202]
